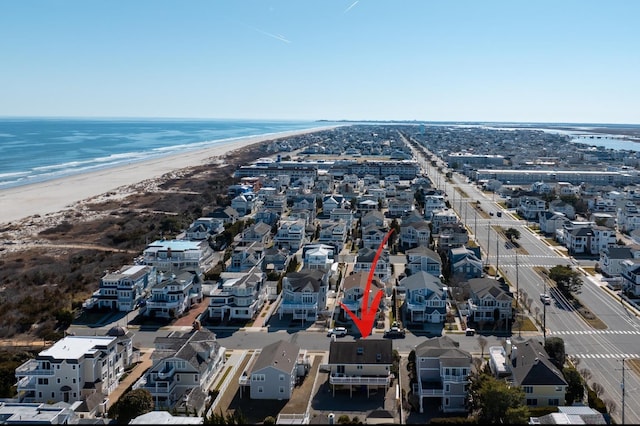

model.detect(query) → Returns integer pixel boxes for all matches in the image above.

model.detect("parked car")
[540,293,552,305]
[383,326,406,339]
[327,327,348,337]
[465,328,476,336]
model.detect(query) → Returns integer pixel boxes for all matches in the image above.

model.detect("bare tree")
[604,399,617,416]
[591,382,604,398]
[579,368,591,382]
[477,335,488,359]
[472,356,483,373]
[534,306,540,321]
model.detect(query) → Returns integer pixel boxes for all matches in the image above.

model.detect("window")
[258,386,263,393]
[549,398,559,406]
[526,398,538,406]
[280,374,285,381]
[279,386,285,393]
[357,365,363,370]
[445,384,450,392]
[523,386,533,394]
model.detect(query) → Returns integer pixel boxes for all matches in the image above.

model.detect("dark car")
[383,326,406,338]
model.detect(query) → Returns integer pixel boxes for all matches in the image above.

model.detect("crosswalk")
[548,330,640,359]
[571,353,640,359]
[550,329,640,335]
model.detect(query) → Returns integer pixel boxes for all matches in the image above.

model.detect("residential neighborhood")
[8,123,640,424]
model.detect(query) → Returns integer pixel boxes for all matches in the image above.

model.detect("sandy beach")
[0,127,332,226]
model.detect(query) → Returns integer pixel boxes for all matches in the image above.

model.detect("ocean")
[0,118,338,190]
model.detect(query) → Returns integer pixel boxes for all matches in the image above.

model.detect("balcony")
[15,360,54,376]
[329,374,392,386]
[157,365,175,380]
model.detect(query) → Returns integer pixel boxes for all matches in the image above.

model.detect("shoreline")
[0,126,334,225]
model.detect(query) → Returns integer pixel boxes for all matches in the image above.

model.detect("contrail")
[251,26,291,44]
[344,0,359,13]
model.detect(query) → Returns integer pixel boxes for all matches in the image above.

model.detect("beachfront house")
[414,336,472,414]
[134,329,225,415]
[84,264,156,312]
[142,239,216,273]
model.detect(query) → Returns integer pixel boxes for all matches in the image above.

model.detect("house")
[437,223,469,252]
[528,405,608,424]
[405,246,442,278]
[144,270,203,319]
[255,208,280,227]
[278,268,329,322]
[142,239,215,273]
[399,220,432,249]
[449,246,483,281]
[399,271,447,324]
[517,196,546,220]
[361,210,385,228]
[466,278,513,325]
[206,206,239,225]
[302,243,335,271]
[237,221,272,246]
[322,194,345,214]
[15,335,128,406]
[353,247,392,284]
[600,246,640,278]
[274,218,308,251]
[431,209,458,234]
[238,340,309,400]
[549,200,576,220]
[229,241,265,272]
[263,246,291,275]
[0,402,78,424]
[423,195,447,220]
[134,329,225,415]
[262,194,287,215]
[387,198,415,218]
[208,266,267,322]
[339,272,386,323]
[230,193,256,216]
[84,264,156,312]
[414,335,472,413]
[617,201,640,233]
[317,219,348,252]
[538,211,569,236]
[361,224,389,250]
[326,340,394,397]
[185,217,225,241]
[506,339,568,407]
[330,207,355,228]
[130,411,204,424]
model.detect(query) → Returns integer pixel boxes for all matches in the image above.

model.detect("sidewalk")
[108,349,153,408]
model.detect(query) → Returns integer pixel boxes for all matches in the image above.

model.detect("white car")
[327,327,348,337]
[540,293,552,305]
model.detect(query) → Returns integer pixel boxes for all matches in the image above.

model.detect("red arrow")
[340,228,394,338]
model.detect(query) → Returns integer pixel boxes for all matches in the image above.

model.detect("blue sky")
[1,0,639,124]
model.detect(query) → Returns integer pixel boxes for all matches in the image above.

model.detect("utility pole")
[516,249,520,338]
[486,222,491,268]
[495,231,499,279]
[543,278,547,342]
[621,358,626,425]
